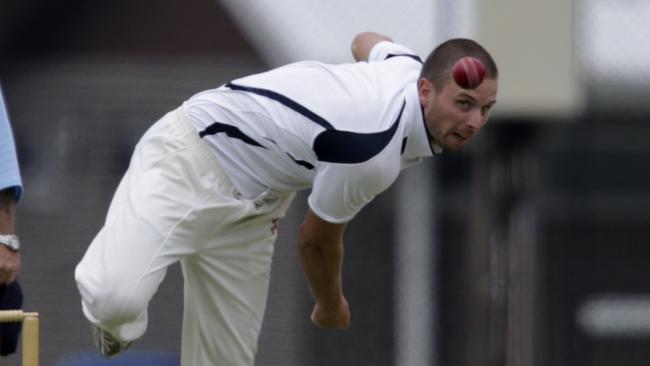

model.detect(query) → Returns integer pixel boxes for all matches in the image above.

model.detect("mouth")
[453,132,468,142]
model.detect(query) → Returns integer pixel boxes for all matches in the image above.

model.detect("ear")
[418,78,433,105]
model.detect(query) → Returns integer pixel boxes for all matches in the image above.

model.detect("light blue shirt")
[0,85,22,202]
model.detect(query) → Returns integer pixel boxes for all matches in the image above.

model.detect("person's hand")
[310,296,350,329]
[0,245,20,284]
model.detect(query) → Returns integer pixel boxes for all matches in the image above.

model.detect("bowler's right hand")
[311,296,350,330]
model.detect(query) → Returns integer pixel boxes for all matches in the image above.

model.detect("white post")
[394,162,437,366]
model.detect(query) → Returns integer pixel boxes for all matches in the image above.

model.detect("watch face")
[0,235,20,251]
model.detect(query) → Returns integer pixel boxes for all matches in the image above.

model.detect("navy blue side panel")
[199,122,266,148]
[287,153,315,170]
[386,54,423,63]
[226,82,334,129]
[313,102,405,164]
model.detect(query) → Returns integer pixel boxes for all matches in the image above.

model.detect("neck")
[419,105,443,154]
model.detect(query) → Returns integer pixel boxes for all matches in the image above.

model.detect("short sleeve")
[308,158,400,224]
[368,41,422,64]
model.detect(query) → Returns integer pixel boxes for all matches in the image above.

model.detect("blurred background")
[1,0,649,365]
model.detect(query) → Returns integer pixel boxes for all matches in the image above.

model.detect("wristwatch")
[0,234,20,251]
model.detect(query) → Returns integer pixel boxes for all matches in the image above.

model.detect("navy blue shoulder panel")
[226,82,334,129]
[314,102,405,164]
[385,54,423,63]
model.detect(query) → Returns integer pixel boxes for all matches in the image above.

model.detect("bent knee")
[75,265,146,324]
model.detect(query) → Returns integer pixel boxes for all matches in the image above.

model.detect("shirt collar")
[404,83,443,158]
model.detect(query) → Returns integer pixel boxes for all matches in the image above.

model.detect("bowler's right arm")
[298,209,350,329]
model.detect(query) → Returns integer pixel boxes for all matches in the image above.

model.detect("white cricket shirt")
[185,41,440,223]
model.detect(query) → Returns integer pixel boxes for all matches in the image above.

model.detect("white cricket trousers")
[75,106,295,366]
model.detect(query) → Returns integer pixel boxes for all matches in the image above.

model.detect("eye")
[456,100,471,110]
[481,104,494,115]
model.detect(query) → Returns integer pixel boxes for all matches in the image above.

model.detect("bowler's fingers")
[310,298,351,329]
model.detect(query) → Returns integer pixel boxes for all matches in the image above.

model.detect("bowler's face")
[419,77,497,151]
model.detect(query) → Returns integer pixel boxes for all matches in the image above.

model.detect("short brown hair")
[420,38,498,91]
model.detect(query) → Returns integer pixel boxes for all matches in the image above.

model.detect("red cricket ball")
[452,57,486,89]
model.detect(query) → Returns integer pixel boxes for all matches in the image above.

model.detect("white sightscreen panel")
[218,0,436,66]
[581,0,650,84]
[476,0,584,119]
[580,0,650,111]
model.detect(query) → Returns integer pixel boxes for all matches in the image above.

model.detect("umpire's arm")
[299,209,350,329]
[0,189,20,285]
[351,31,393,62]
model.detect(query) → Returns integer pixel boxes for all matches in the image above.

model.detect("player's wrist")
[0,234,20,252]
[315,294,346,310]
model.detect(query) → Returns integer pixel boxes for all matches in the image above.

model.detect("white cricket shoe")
[91,324,131,358]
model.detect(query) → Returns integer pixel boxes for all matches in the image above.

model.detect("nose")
[466,111,485,131]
